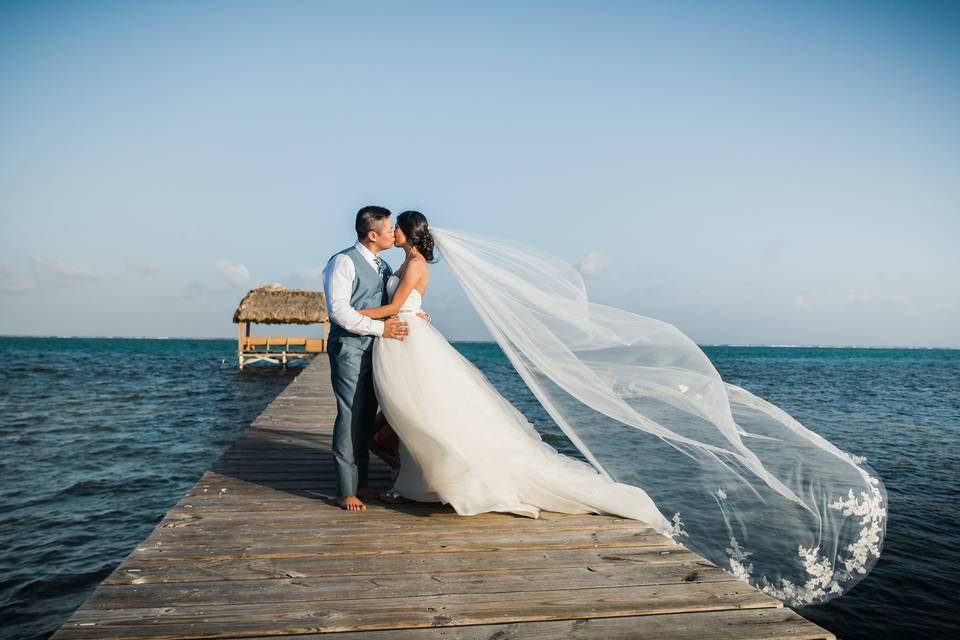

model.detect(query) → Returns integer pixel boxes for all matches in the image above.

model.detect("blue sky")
[1,1,957,345]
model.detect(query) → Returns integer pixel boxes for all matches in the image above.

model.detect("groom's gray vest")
[327,246,391,351]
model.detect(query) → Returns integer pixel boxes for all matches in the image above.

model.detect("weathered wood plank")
[233,608,835,640]
[142,517,657,543]
[56,582,781,639]
[87,562,735,609]
[106,545,696,584]
[129,527,673,560]
[154,509,654,530]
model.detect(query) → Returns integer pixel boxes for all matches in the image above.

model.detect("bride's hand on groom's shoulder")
[383,316,409,341]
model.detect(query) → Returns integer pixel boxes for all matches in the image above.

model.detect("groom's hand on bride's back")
[383,316,409,341]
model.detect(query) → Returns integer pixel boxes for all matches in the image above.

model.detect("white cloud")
[152,280,206,301]
[294,265,326,283]
[29,257,98,287]
[0,258,98,293]
[180,280,206,300]
[578,251,612,276]
[793,290,908,313]
[126,259,158,276]
[0,266,39,293]
[215,260,250,286]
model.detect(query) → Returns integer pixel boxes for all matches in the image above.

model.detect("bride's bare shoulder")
[398,256,428,279]
[408,255,428,272]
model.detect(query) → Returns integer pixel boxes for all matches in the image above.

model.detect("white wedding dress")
[365,228,885,607]
[372,274,672,529]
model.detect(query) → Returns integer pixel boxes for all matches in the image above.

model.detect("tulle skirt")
[372,311,671,530]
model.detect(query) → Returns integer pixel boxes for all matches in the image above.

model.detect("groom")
[322,205,409,512]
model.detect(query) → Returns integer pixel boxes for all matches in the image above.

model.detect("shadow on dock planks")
[52,356,835,639]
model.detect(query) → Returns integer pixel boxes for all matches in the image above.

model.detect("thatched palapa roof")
[233,284,328,324]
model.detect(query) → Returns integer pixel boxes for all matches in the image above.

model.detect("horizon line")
[0,334,957,350]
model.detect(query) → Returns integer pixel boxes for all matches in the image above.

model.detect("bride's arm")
[358,259,426,319]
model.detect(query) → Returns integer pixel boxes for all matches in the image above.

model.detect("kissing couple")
[321,205,667,519]
[319,205,886,608]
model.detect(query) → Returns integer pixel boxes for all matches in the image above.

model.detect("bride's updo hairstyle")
[396,210,436,262]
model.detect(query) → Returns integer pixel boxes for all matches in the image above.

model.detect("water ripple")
[0,337,300,640]
[1,339,957,639]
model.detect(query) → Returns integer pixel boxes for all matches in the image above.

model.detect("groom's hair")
[356,205,392,240]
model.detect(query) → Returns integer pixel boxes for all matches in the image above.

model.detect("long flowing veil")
[431,226,886,607]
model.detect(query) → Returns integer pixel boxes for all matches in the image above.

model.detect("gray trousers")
[328,340,377,497]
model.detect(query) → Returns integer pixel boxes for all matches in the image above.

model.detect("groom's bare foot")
[336,495,366,512]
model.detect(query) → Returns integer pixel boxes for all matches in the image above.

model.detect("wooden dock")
[52,357,835,639]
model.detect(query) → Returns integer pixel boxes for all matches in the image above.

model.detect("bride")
[358,210,671,526]
[357,210,886,607]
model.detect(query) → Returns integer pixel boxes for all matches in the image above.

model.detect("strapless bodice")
[386,275,423,314]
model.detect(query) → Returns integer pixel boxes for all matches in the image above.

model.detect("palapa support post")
[237,322,245,369]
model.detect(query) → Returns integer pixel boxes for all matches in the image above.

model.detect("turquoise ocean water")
[1,337,957,639]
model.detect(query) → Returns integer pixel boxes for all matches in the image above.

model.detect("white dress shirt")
[322,242,385,337]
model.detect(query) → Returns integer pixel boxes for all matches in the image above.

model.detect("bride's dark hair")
[396,210,436,262]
